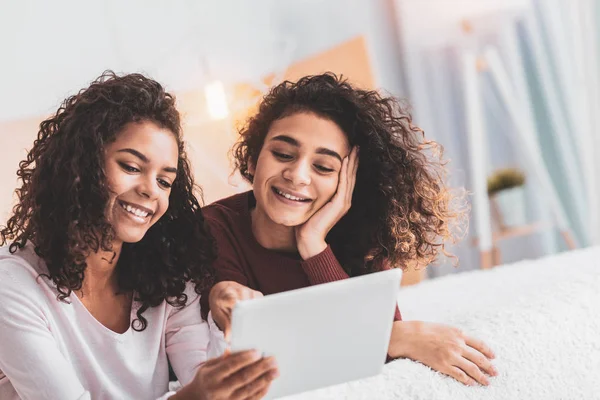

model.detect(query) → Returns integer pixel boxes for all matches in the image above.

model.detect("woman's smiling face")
[103,120,179,244]
[250,112,351,227]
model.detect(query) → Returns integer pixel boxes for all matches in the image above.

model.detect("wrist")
[169,383,196,400]
[388,320,421,359]
[297,238,328,260]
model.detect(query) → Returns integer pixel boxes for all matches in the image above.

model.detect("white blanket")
[284,247,600,400]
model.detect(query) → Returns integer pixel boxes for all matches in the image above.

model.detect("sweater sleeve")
[205,216,250,286]
[200,216,251,319]
[0,263,90,400]
[299,245,349,284]
[165,284,214,387]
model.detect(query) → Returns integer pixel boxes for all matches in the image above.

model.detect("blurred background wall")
[2,0,598,279]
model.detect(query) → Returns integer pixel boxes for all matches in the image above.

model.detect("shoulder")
[0,244,55,315]
[0,244,50,292]
[166,281,202,318]
[203,191,250,220]
[202,191,251,234]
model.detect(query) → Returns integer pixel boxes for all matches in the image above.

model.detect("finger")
[221,286,243,303]
[225,356,278,392]
[346,147,359,200]
[224,324,231,342]
[214,308,233,340]
[230,367,278,400]
[449,366,477,386]
[241,287,261,300]
[246,383,272,400]
[335,156,349,202]
[210,350,263,381]
[465,336,496,359]
[349,146,359,179]
[202,353,229,368]
[211,283,238,305]
[454,358,490,386]
[463,347,498,377]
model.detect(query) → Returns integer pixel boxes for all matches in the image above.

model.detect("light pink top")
[0,243,221,400]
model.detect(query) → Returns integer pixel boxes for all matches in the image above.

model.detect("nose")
[136,174,160,199]
[282,160,311,186]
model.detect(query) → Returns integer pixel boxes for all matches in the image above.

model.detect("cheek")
[155,195,170,219]
[252,154,268,179]
[252,162,270,189]
[105,166,128,194]
[155,190,173,221]
[321,177,340,200]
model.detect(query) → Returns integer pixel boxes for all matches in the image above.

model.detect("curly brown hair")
[0,71,215,330]
[233,73,466,275]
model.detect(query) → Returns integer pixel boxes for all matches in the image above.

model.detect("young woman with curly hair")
[203,73,498,388]
[0,72,277,400]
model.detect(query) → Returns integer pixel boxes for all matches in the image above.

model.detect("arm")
[199,215,258,339]
[204,216,250,286]
[0,267,89,400]
[199,216,250,322]
[300,245,349,284]
[294,146,402,323]
[165,284,212,386]
[387,320,498,386]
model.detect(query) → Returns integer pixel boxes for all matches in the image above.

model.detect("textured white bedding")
[283,247,600,400]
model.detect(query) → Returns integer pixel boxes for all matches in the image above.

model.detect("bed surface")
[283,246,600,399]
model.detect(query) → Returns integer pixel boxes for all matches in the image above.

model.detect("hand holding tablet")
[230,269,402,399]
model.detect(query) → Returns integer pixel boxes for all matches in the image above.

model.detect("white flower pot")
[493,186,527,227]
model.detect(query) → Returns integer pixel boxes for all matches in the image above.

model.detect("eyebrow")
[117,148,178,174]
[270,135,343,162]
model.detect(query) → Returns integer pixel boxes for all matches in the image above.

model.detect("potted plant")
[487,168,527,228]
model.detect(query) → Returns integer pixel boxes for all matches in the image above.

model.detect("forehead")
[265,112,350,154]
[106,121,179,163]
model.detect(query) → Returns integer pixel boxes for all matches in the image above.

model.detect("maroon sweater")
[201,191,401,322]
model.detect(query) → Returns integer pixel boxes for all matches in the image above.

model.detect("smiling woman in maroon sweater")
[203,73,498,387]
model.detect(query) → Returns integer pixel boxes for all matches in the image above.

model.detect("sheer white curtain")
[394,0,600,276]
[528,0,600,246]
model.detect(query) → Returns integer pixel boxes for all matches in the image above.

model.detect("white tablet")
[230,268,403,399]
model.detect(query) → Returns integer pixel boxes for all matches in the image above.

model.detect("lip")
[272,186,312,201]
[271,187,313,207]
[118,200,155,216]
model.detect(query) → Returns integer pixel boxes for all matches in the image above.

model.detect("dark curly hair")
[233,73,467,275]
[0,71,216,330]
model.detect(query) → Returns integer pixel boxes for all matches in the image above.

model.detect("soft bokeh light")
[204,80,229,120]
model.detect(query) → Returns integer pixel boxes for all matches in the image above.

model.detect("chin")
[271,213,308,227]
[123,236,146,244]
[114,228,148,244]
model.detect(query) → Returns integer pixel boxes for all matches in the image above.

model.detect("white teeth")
[120,202,149,218]
[275,188,307,201]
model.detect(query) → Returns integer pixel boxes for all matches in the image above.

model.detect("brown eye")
[157,179,172,189]
[118,162,140,173]
[272,151,293,160]
[314,164,334,173]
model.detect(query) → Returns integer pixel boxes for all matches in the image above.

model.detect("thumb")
[224,320,232,343]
